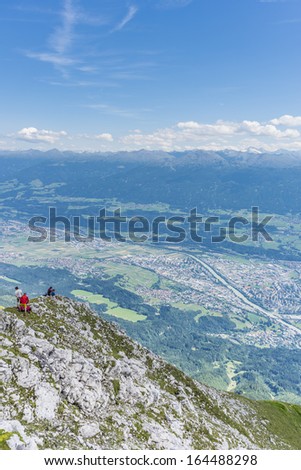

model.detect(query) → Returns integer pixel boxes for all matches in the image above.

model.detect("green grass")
[171,302,203,312]
[112,379,120,397]
[230,315,251,330]
[71,289,147,323]
[246,312,267,324]
[255,401,301,449]
[226,361,241,392]
[0,429,14,450]
[72,290,117,307]
[103,263,159,291]
[193,307,223,322]
[104,306,147,322]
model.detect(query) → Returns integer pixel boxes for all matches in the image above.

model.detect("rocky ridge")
[0,297,301,450]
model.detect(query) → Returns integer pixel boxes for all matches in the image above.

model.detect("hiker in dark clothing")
[45,287,56,298]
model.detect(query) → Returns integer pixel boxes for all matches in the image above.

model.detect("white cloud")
[24,0,104,76]
[22,1,151,86]
[17,127,67,144]
[240,120,300,138]
[177,119,300,139]
[49,0,76,54]
[25,51,76,67]
[24,0,77,75]
[120,117,301,152]
[95,133,114,142]
[9,115,301,152]
[112,5,138,32]
[177,120,239,135]
[77,65,98,73]
[270,115,301,127]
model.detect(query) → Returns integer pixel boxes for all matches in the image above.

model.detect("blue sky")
[0,0,301,152]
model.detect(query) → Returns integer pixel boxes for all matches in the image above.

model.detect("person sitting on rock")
[19,293,31,313]
[46,286,53,296]
[50,288,56,297]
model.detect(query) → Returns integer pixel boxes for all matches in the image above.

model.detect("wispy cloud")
[49,0,76,54]
[275,18,301,24]
[259,0,288,3]
[13,3,107,26]
[112,5,138,32]
[24,0,106,77]
[85,103,137,118]
[156,0,193,9]
[20,1,176,89]
[25,51,77,67]
[47,79,119,88]
[24,0,132,83]
[24,0,78,76]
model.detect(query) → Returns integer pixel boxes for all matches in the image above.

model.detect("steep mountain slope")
[0,297,301,450]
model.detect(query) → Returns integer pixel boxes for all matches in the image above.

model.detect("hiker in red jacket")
[19,293,31,312]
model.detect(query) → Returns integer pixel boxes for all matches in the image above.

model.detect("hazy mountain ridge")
[1,149,301,168]
[1,150,301,216]
[1,297,301,450]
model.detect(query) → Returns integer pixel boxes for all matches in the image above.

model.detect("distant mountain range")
[1,149,301,215]
[2,148,301,167]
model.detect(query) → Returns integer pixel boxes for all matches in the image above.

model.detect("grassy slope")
[253,401,301,449]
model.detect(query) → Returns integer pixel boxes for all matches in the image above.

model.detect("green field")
[226,361,240,392]
[230,316,251,330]
[71,289,147,323]
[193,306,223,322]
[171,302,204,312]
[103,263,158,291]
